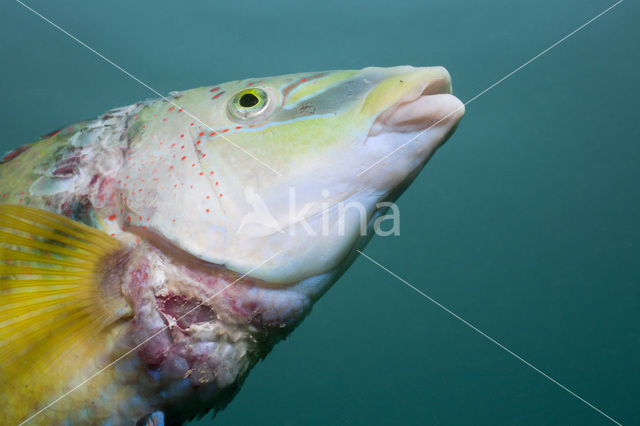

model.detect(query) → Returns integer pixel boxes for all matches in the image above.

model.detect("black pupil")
[239,93,260,108]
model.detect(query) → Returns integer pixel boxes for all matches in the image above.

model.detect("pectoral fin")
[0,204,132,383]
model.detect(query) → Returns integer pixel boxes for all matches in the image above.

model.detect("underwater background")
[1,0,638,424]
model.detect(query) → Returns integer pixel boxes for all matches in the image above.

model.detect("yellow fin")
[0,204,132,385]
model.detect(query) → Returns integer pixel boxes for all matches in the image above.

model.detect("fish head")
[126,66,464,289]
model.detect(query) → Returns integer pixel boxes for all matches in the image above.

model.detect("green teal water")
[1,0,638,424]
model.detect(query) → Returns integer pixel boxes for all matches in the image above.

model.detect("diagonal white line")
[17,250,282,426]
[14,0,282,176]
[357,0,624,176]
[356,249,622,425]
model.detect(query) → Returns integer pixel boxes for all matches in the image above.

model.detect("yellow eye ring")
[227,88,270,122]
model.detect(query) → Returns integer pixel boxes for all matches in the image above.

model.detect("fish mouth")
[368,67,465,137]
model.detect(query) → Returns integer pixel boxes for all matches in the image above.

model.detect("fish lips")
[368,70,465,143]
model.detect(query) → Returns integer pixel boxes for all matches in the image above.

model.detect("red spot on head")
[108,214,117,221]
[168,106,175,111]
[210,87,219,92]
[181,156,187,161]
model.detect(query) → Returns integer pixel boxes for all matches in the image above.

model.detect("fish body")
[0,66,464,424]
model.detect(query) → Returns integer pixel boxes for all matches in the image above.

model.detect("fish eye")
[227,88,272,123]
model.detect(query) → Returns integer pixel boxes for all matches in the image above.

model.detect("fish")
[0,65,464,425]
